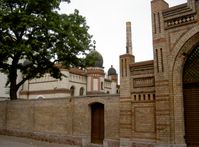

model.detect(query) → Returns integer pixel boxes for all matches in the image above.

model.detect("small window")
[148,94,151,100]
[143,94,146,100]
[101,82,104,90]
[139,95,141,100]
[70,86,75,96]
[153,94,155,100]
[79,87,84,96]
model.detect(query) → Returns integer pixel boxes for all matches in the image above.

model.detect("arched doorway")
[170,27,199,144]
[183,46,199,146]
[90,103,104,144]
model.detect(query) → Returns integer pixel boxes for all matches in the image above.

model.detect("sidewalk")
[0,135,77,147]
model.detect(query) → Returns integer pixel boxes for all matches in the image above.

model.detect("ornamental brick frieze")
[132,93,155,102]
[133,77,155,88]
[162,2,197,30]
[165,14,196,29]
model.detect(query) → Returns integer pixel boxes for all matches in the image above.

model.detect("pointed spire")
[126,21,133,54]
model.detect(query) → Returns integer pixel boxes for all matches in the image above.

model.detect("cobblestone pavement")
[0,135,78,147]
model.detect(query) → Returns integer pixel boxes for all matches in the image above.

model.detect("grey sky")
[60,0,187,74]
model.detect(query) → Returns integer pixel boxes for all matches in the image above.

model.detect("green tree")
[0,0,92,100]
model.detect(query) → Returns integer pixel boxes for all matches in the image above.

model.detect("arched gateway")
[183,46,199,146]
[171,27,199,146]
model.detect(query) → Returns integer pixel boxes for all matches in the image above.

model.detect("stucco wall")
[0,73,9,99]
[0,95,120,146]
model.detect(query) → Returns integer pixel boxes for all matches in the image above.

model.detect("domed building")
[19,49,119,99]
[108,65,117,76]
[85,49,119,95]
[86,49,103,68]
[1,1,199,146]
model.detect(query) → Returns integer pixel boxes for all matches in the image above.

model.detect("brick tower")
[119,22,135,142]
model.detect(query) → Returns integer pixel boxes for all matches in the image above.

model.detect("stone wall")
[0,95,120,146]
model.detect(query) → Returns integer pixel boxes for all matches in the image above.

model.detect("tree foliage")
[0,0,92,100]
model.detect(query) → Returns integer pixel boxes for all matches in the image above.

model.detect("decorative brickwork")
[120,0,199,146]
[1,1,199,147]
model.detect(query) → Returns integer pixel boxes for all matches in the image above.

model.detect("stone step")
[86,143,103,147]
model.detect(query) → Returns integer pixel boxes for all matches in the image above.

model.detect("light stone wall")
[69,72,87,96]
[20,70,88,99]
[28,93,69,99]
[104,80,111,93]
[69,81,87,97]
[110,81,117,94]
[0,71,23,100]
[0,73,9,99]
[87,76,92,91]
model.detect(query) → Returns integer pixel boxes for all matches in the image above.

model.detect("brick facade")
[119,0,199,146]
[1,0,199,147]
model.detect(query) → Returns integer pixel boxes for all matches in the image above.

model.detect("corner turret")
[119,21,134,97]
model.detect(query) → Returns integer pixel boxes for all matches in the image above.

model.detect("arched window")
[148,94,151,100]
[70,86,75,96]
[101,82,104,90]
[139,94,141,100]
[79,87,84,96]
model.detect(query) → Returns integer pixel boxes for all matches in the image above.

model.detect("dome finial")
[93,40,96,50]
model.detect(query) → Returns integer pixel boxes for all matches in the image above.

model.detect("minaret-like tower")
[126,22,133,54]
[119,22,135,97]
[119,21,135,140]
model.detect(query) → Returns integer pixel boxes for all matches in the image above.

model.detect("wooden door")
[91,103,104,144]
[184,84,199,147]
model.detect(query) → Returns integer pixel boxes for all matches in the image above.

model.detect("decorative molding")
[29,80,58,84]
[20,88,70,95]
[165,14,196,29]
[162,2,197,30]
[133,77,155,88]
[130,60,154,76]
[132,93,155,102]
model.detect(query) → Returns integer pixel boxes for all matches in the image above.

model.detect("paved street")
[0,135,77,147]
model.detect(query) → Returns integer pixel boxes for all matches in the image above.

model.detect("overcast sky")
[60,0,187,74]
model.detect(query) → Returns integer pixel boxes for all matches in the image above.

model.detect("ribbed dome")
[86,50,103,68]
[108,65,117,75]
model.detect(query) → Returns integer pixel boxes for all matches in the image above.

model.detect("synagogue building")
[0,0,199,147]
